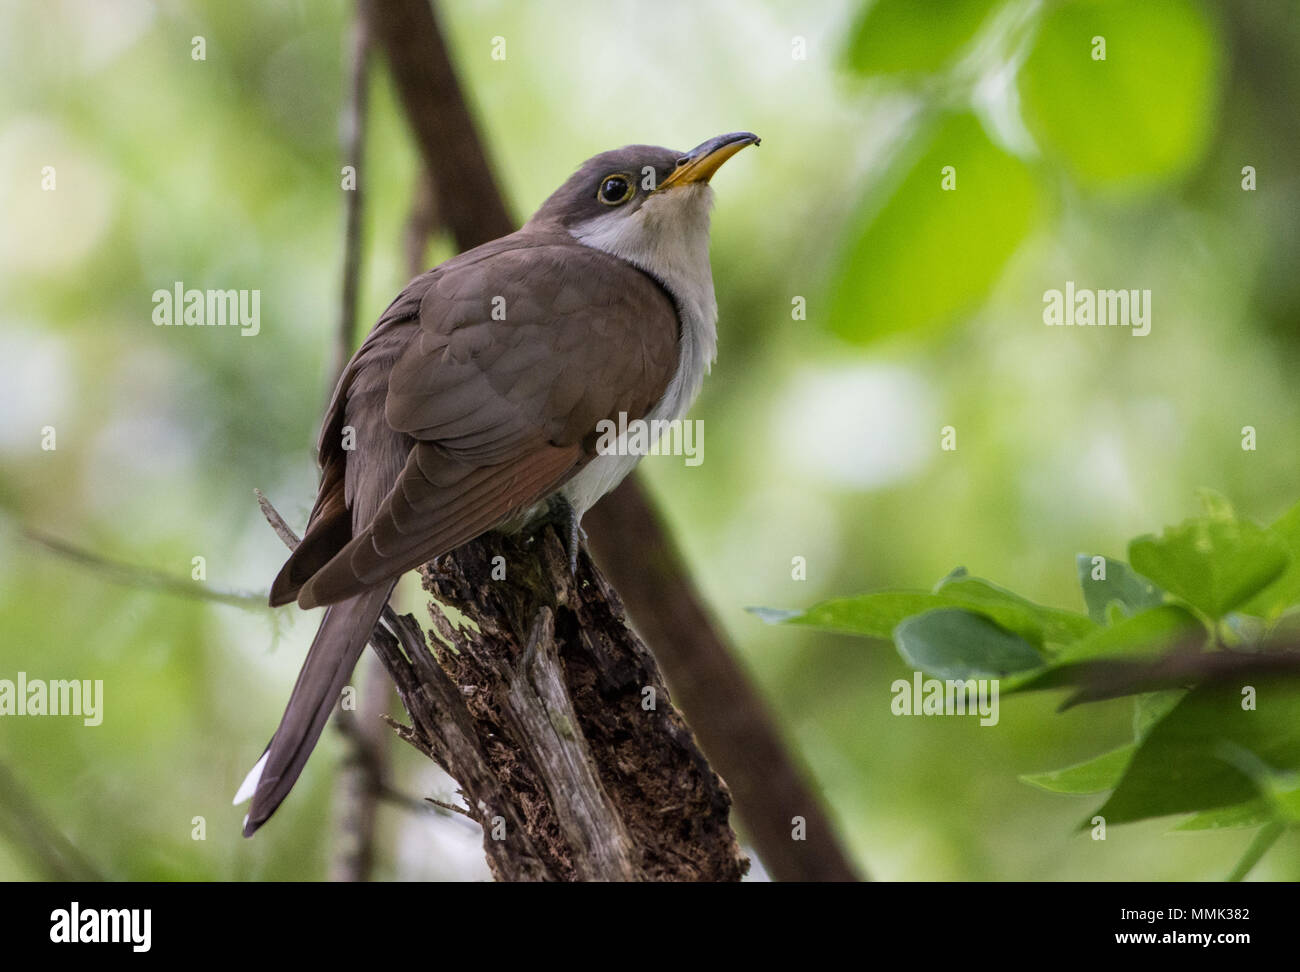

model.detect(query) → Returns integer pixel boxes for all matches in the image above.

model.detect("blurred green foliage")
[1,0,1297,880]
[829,112,1042,341]
[1020,0,1220,187]
[844,0,1001,77]
[761,494,1300,878]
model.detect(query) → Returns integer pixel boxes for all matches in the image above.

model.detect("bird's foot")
[547,495,587,576]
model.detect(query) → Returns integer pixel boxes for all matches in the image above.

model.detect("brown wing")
[292,234,680,609]
[268,287,422,608]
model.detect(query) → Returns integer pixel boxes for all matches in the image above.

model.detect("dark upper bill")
[657,132,760,190]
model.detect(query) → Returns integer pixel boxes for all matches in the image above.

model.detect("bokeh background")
[1,0,1297,880]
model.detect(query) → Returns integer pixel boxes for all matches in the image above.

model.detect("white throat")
[569,183,718,405]
[560,184,719,515]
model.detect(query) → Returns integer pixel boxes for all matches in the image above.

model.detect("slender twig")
[332,0,371,388]
[423,796,474,820]
[258,496,302,549]
[22,527,266,608]
[322,2,391,884]
[254,488,298,550]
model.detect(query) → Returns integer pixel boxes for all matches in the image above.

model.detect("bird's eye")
[598,174,633,206]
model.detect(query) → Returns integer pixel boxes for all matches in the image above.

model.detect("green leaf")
[1018,0,1221,189]
[838,592,971,640]
[1021,743,1134,794]
[1095,675,1300,825]
[1054,604,1205,666]
[750,569,1092,648]
[1172,800,1274,832]
[828,112,1041,343]
[1133,689,1186,739]
[936,573,1095,645]
[1075,554,1163,624]
[843,0,1001,77]
[1129,515,1290,619]
[1010,605,1205,692]
[1241,499,1300,620]
[1263,779,1300,822]
[893,608,1043,679]
[749,591,946,640]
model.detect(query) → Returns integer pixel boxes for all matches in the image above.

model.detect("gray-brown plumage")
[238,133,758,836]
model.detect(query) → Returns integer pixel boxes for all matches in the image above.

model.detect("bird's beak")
[657,132,760,190]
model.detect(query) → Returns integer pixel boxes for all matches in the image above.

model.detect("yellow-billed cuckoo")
[234,132,758,835]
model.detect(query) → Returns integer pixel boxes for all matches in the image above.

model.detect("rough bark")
[377,527,748,881]
[261,491,744,880]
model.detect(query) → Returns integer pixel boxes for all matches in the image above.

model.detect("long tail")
[235,580,396,836]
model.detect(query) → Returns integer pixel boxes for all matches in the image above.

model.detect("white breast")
[560,183,719,516]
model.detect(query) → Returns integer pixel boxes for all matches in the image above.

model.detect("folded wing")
[278,233,681,610]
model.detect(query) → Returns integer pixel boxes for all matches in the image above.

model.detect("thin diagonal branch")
[364,0,510,248]
[22,527,266,608]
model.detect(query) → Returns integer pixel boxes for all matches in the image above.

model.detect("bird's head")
[530,132,759,278]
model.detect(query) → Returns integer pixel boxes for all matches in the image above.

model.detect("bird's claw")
[550,495,587,576]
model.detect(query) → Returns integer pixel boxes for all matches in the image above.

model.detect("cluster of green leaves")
[832,0,1220,342]
[754,493,1300,878]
